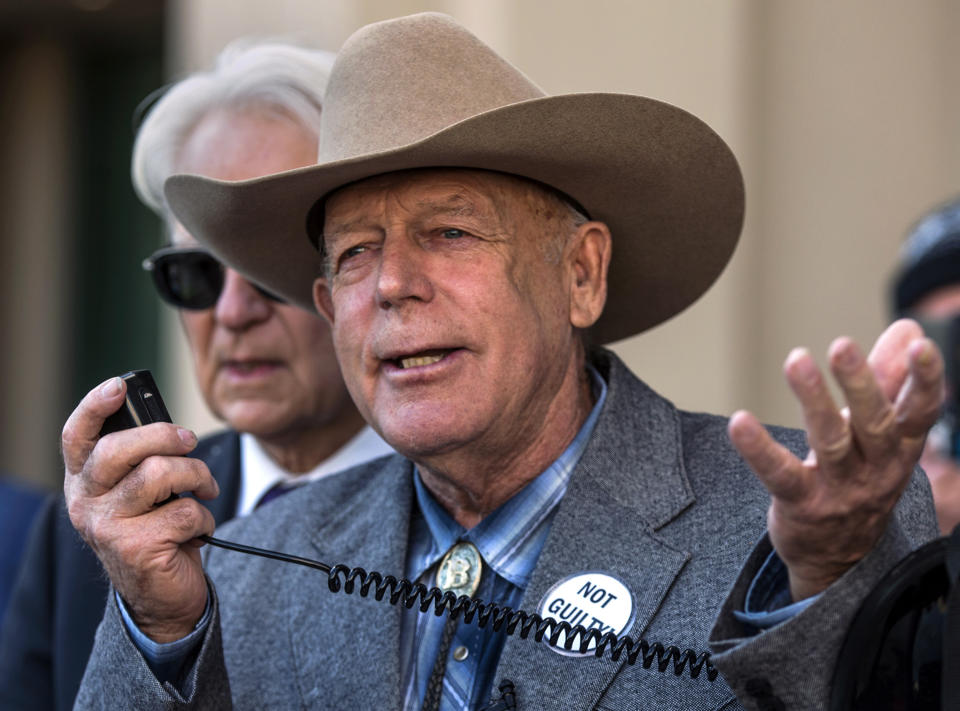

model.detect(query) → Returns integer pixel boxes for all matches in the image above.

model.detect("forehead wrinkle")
[418,199,473,215]
[406,193,490,222]
[326,171,522,243]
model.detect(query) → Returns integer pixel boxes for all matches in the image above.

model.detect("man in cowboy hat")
[64,13,940,711]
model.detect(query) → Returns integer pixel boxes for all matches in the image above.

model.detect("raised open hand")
[728,319,943,600]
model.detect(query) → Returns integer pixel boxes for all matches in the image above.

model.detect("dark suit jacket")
[0,430,242,711]
[74,350,937,710]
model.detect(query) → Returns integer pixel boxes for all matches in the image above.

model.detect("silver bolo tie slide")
[436,541,483,597]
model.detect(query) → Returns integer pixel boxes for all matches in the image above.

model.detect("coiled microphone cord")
[199,533,717,682]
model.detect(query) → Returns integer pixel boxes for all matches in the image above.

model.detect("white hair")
[131,38,334,218]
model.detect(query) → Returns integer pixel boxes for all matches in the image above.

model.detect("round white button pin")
[537,571,635,656]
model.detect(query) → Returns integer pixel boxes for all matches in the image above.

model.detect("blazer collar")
[586,347,695,530]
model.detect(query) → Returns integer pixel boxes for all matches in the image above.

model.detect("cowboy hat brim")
[165,91,744,345]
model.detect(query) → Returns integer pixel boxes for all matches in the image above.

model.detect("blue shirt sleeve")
[116,589,211,683]
[733,550,820,629]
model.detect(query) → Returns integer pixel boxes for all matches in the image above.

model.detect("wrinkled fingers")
[893,337,945,439]
[783,347,851,467]
[111,453,219,514]
[866,318,925,402]
[120,498,217,555]
[75,422,199,499]
[72,458,217,553]
[828,337,897,463]
[61,376,127,476]
[728,410,809,501]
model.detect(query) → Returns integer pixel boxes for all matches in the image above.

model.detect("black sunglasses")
[142,247,284,310]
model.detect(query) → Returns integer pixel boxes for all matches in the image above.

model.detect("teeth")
[400,354,443,369]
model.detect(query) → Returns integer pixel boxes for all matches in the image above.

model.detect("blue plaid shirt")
[400,368,607,710]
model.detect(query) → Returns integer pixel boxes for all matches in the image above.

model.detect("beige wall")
[752,0,960,425]
[162,0,960,436]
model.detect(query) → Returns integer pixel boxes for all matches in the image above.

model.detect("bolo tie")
[421,541,484,711]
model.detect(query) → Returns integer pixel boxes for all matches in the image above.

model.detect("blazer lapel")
[284,457,415,709]
[492,350,695,710]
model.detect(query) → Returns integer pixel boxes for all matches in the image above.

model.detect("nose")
[214,268,273,329]
[375,236,434,310]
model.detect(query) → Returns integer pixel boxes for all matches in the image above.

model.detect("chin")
[220,403,292,438]
[378,419,474,460]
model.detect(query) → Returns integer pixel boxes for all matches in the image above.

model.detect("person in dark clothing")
[890,198,960,534]
[0,476,45,626]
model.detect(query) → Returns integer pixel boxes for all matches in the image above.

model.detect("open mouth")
[392,349,453,369]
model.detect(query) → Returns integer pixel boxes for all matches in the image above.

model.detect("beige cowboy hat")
[165,12,744,345]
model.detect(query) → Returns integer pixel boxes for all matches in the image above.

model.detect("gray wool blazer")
[75,349,937,710]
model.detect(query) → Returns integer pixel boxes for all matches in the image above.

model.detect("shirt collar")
[237,426,394,515]
[412,365,608,588]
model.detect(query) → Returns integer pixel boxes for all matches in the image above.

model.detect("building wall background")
[2,0,959,487]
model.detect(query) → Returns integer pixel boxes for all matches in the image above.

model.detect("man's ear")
[568,221,611,329]
[313,277,335,325]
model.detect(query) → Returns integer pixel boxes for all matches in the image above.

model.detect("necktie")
[254,481,298,509]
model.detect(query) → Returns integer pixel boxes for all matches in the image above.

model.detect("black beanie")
[891,198,960,314]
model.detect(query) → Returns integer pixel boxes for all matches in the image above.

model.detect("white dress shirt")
[236,426,394,516]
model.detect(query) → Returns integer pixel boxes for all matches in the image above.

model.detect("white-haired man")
[65,14,941,710]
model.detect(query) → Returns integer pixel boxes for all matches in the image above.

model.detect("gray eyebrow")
[322,219,377,242]
[324,191,496,246]
[326,198,484,237]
